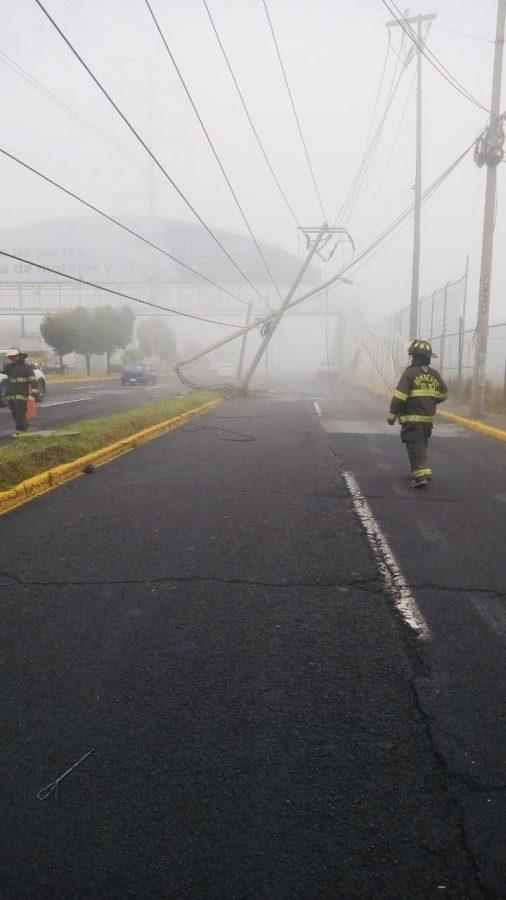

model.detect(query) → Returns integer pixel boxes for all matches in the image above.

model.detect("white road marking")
[313,400,322,417]
[41,397,93,408]
[341,470,429,640]
[470,594,506,639]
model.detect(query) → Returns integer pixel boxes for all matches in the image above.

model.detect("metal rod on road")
[471,0,506,417]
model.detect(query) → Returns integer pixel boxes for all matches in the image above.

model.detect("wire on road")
[34,0,267,305]
[0,250,239,328]
[0,147,248,307]
[143,0,279,304]
[202,0,300,227]
[261,0,328,223]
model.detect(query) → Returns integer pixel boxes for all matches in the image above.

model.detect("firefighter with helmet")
[388,339,448,488]
[2,348,39,436]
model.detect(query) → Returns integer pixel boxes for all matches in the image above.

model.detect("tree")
[71,307,103,375]
[94,306,135,373]
[137,317,177,369]
[40,311,76,373]
[123,345,144,365]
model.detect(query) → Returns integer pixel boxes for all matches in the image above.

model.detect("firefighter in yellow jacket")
[388,339,448,488]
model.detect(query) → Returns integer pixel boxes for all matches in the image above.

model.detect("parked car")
[0,365,46,407]
[214,362,237,382]
[316,361,340,381]
[121,363,157,386]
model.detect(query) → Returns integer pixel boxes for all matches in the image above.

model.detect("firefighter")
[2,348,39,436]
[387,339,448,488]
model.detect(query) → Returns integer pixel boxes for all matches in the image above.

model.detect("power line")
[341,140,475,280]
[0,146,248,307]
[336,35,410,228]
[375,66,417,197]
[433,24,494,45]
[381,0,490,113]
[201,0,300,227]
[334,34,404,227]
[34,0,266,305]
[0,50,134,163]
[0,250,238,327]
[143,0,278,304]
[261,0,328,222]
[294,138,475,308]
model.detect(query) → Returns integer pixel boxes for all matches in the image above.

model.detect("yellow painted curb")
[438,409,506,441]
[0,398,222,518]
[355,379,506,442]
[46,374,118,384]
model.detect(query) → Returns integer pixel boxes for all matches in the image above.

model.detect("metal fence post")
[440,283,448,374]
[458,316,464,395]
[430,291,435,340]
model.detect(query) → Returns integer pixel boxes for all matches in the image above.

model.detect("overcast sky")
[1,0,504,326]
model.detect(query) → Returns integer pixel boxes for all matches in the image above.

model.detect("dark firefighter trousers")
[401,423,432,480]
[8,400,28,432]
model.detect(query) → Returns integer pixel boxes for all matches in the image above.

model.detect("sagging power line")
[0,147,249,308]
[381,0,490,113]
[201,0,300,227]
[143,0,279,304]
[0,250,238,328]
[261,0,328,223]
[34,0,267,306]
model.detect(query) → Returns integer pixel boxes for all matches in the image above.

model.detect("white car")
[316,361,340,380]
[0,366,47,407]
[214,362,237,382]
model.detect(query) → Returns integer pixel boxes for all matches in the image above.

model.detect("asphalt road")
[0,375,187,442]
[0,379,505,896]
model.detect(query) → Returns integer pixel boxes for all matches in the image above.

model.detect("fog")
[1,0,504,369]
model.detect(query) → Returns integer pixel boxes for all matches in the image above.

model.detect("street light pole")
[470,0,506,417]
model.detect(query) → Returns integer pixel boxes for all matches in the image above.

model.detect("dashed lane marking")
[41,397,93,408]
[341,470,429,641]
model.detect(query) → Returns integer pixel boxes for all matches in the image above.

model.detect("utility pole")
[238,225,328,393]
[386,11,436,339]
[471,0,506,417]
[236,301,252,381]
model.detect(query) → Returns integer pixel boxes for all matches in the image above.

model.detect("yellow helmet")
[407,339,437,359]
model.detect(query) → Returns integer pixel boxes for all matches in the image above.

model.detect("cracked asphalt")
[0,381,503,896]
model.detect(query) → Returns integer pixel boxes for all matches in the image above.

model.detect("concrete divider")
[0,398,222,518]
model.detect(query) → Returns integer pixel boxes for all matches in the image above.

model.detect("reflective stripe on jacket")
[2,360,39,401]
[389,364,448,425]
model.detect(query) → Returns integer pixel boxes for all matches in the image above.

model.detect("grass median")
[0,391,216,492]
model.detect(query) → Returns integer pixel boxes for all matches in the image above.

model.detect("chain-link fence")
[383,259,506,408]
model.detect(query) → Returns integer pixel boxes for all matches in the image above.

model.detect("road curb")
[0,398,222,518]
[355,379,506,442]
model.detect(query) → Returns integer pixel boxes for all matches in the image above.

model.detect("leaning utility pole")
[386,11,436,339]
[238,225,327,393]
[470,0,506,417]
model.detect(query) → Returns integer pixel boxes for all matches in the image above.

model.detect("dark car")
[121,363,157,386]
